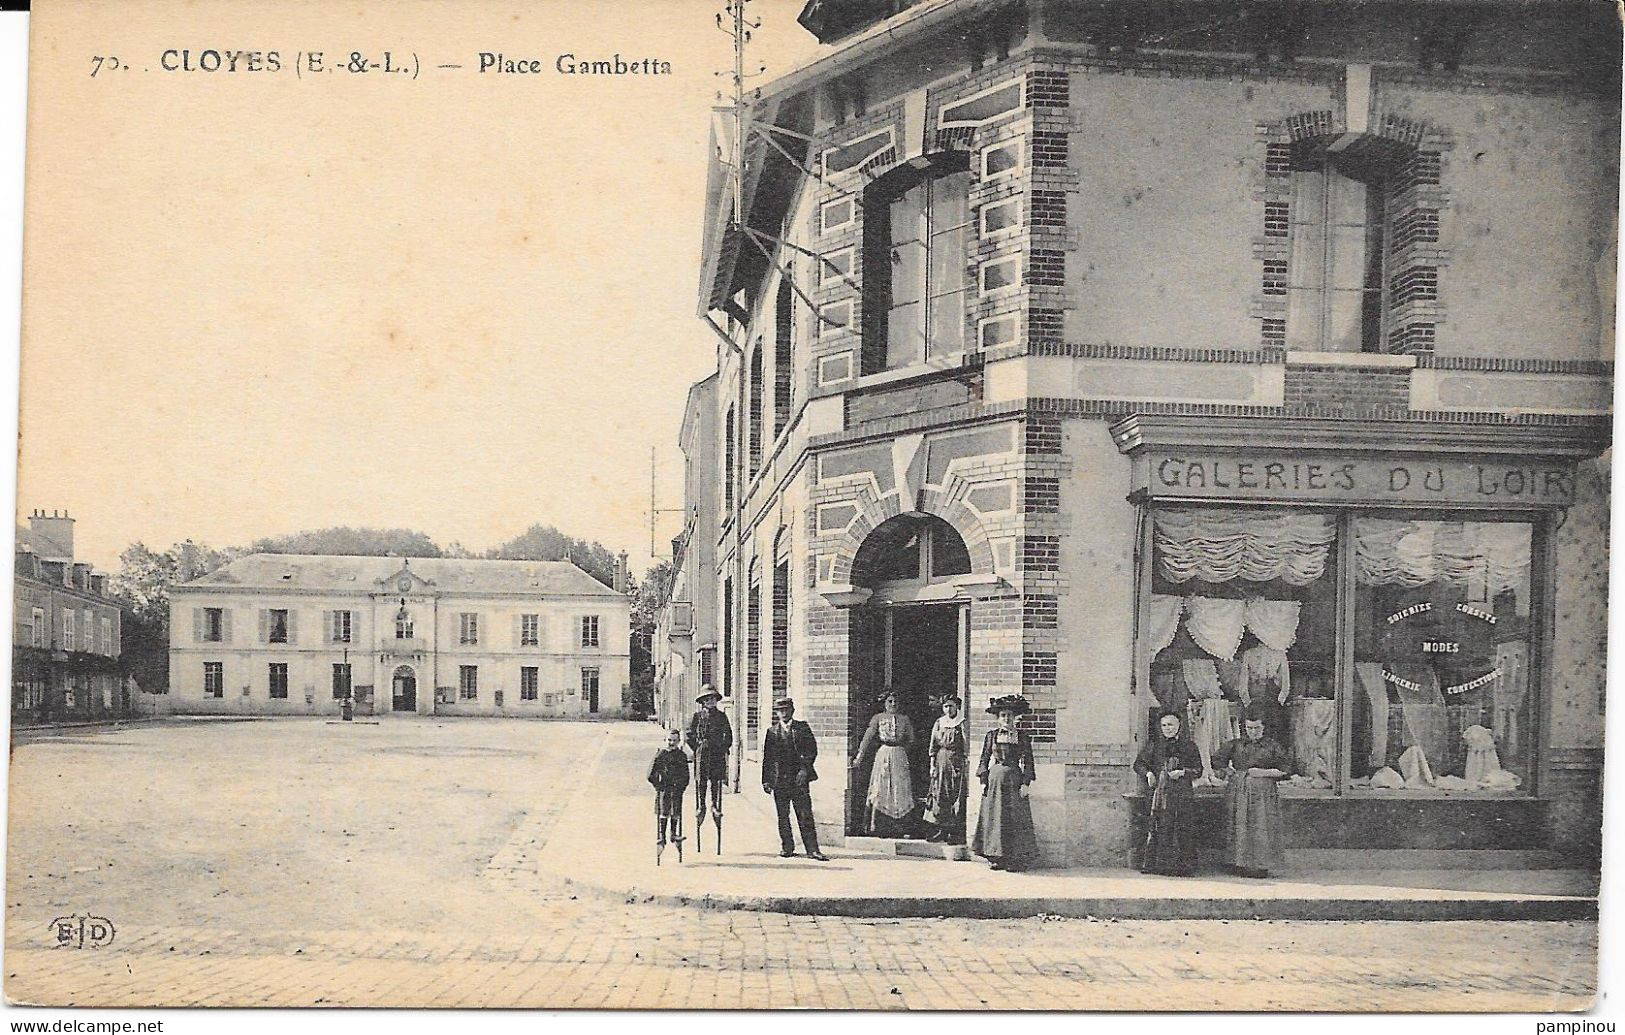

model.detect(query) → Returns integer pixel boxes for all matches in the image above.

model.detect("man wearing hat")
[761,697,827,860]
[685,685,734,832]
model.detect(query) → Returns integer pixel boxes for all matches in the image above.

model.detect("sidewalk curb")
[557,874,1598,921]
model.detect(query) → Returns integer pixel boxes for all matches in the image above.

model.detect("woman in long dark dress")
[924,694,968,843]
[1214,712,1290,876]
[1133,710,1204,876]
[971,694,1039,871]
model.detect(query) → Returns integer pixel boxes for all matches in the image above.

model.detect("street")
[3,719,1599,1010]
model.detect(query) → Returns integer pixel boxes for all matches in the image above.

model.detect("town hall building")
[169,554,631,718]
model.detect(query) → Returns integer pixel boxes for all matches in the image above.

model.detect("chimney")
[28,509,75,560]
[614,551,630,594]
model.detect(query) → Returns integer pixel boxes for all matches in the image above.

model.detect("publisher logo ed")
[49,914,115,949]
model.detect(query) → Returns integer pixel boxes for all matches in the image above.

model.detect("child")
[648,728,691,863]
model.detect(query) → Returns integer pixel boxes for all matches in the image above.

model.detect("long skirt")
[1225,774,1283,871]
[866,745,916,836]
[924,751,966,836]
[1141,783,1197,876]
[971,763,1039,868]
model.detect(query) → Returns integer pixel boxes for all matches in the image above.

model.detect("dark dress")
[1213,736,1289,872]
[971,728,1039,870]
[924,717,969,842]
[1133,735,1204,876]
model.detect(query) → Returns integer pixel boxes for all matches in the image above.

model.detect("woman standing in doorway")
[924,694,969,843]
[971,694,1039,871]
[855,688,918,837]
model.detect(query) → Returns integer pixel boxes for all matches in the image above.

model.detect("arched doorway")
[846,512,972,838]
[391,665,417,713]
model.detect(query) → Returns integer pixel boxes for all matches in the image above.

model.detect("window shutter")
[323,610,333,645]
[193,607,203,644]
[514,614,523,647]
[536,615,547,650]
[259,610,270,644]
[221,609,232,644]
[286,610,298,644]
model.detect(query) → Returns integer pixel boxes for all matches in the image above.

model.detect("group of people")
[1133,705,1290,877]
[648,685,1045,872]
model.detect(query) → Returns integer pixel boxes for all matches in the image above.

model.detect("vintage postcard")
[4,0,1618,1015]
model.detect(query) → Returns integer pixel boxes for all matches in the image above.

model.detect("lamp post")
[341,645,353,722]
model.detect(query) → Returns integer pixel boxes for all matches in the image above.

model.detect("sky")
[17,0,822,576]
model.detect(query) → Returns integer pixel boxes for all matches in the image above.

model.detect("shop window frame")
[1133,502,1551,799]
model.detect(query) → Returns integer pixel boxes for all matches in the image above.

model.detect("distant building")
[654,375,722,730]
[169,554,631,718]
[12,510,126,722]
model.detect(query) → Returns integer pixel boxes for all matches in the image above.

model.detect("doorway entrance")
[391,665,417,713]
[846,601,967,836]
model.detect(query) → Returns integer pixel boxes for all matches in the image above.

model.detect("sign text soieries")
[1141,453,1576,507]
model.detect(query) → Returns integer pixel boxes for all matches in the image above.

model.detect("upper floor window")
[862,153,972,373]
[63,609,74,651]
[100,617,112,655]
[30,607,43,648]
[1287,154,1387,353]
[202,607,225,643]
[396,610,415,640]
[580,615,600,649]
[459,612,480,646]
[330,609,352,644]
[264,608,291,644]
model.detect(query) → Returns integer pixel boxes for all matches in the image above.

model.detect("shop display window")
[1145,506,1536,797]
[1349,517,1533,794]
[1148,508,1338,787]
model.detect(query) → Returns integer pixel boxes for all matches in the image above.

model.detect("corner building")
[693,0,1617,865]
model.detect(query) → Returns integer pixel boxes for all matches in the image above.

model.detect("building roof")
[179,554,626,598]
[15,524,74,562]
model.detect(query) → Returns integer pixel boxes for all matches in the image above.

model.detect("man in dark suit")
[761,697,827,860]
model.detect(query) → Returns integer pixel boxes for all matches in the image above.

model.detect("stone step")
[1284,848,1568,870]
[845,835,971,861]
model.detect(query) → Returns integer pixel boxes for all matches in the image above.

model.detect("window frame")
[459,612,480,646]
[1285,154,1392,354]
[267,608,290,644]
[458,664,479,701]
[979,139,1022,183]
[203,661,224,699]
[978,254,1022,298]
[860,150,974,374]
[268,662,289,700]
[979,196,1021,238]
[520,666,539,701]
[30,607,43,648]
[331,609,352,644]
[521,613,541,647]
[1135,503,1549,798]
[580,615,601,649]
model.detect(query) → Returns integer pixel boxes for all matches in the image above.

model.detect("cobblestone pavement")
[4,719,1599,1010]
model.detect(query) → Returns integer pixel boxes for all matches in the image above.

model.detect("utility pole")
[649,446,684,561]
[715,0,763,795]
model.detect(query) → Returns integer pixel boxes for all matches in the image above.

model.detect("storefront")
[1113,413,1608,857]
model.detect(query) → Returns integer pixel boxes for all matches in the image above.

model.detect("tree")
[248,527,443,557]
[624,561,674,719]
[484,525,620,588]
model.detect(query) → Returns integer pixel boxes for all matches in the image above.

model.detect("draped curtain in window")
[1352,518,1531,595]
[1153,509,1335,586]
